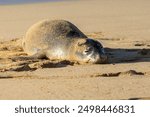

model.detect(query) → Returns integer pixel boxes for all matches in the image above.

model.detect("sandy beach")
[0,0,150,100]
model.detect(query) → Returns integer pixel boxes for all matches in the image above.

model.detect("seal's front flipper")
[11,51,47,61]
[30,51,47,59]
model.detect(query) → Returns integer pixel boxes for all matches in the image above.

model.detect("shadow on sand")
[105,48,150,64]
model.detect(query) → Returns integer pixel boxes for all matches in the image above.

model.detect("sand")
[0,0,150,100]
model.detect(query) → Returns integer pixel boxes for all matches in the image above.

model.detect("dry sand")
[0,0,150,99]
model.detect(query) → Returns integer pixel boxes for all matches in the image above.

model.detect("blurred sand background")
[0,0,150,99]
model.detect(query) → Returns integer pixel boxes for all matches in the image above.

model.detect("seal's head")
[74,39,108,64]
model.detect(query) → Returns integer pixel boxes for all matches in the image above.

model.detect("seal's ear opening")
[77,39,87,46]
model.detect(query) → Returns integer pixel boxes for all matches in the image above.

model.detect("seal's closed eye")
[84,47,93,54]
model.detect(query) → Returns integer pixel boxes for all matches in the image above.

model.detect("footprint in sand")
[90,70,145,77]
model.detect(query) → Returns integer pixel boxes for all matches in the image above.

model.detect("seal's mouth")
[86,53,108,64]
